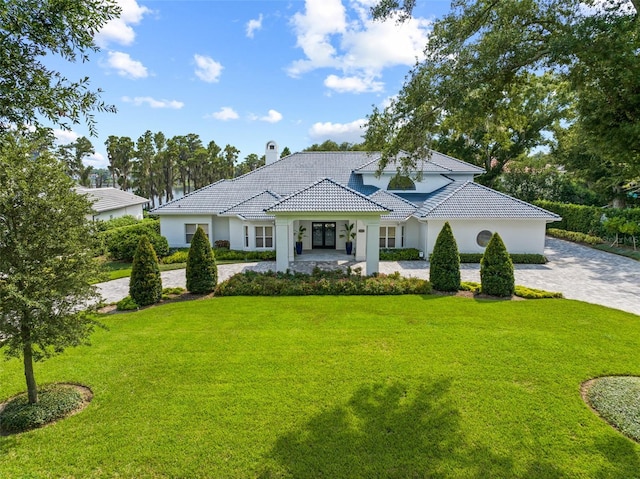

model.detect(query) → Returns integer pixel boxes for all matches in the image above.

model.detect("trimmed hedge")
[215,270,432,296]
[379,248,422,260]
[186,227,217,294]
[456,253,547,264]
[102,219,169,261]
[546,228,604,245]
[0,385,84,434]
[460,282,562,299]
[214,249,277,261]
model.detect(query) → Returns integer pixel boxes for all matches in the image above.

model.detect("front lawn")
[1,296,639,477]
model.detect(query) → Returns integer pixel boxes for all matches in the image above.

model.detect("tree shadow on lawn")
[259,379,566,478]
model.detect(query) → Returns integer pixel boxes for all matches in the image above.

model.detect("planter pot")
[345,242,353,255]
[295,242,303,255]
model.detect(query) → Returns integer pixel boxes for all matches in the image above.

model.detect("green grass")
[1,296,640,478]
[98,260,257,282]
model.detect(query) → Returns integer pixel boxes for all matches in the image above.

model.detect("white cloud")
[122,96,184,109]
[194,54,224,83]
[53,129,79,145]
[259,109,283,123]
[308,119,367,143]
[287,0,431,93]
[85,152,107,168]
[246,14,263,38]
[105,51,148,79]
[95,0,151,48]
[324,74,383,93]
[207,107,239,121]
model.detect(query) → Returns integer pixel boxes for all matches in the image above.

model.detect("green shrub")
[379,248,421,260]
[129,236,163,307]
[457,253,547,264]
[0,384,84,434]
[215,270,432,296]
[429,222,460,292]
[214,249,276,261]
[460,281,481,293]
[116,296,139,311]
[186,226,218,294]
[94,215,140,232]
[513,286,563,299]
[163,287,186,296]
[480,233,515,297]
[214,240,230,249]
[546,228,604,245]
[162,250,189,264]
[102,219,169,261]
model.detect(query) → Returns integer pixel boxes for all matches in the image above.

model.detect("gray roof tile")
[368,190,417,220]
[76,187,148,213]
[266,178,390,213]
[219,191,280,220]
[354,150,485,174]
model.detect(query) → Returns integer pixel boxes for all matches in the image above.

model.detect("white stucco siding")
[212,216,230,244]
[159,215,213,248]
[401,218,422,250]
[228,218,245,250]
[360,173,454,194]
[91,204,144,221]
[426,219,548,255]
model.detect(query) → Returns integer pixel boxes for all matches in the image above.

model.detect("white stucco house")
[151,141,560,274]
[77,187,149,221]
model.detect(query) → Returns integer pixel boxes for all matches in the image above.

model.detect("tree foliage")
[0,129,101,403]
[480,233,515,297]
[366,0,640,194]
[429,222,461,292]
[129,236,163,307]
[0,0,120,134]
[186,227,218,294]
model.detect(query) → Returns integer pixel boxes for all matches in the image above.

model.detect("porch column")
[364,218,381,275]
[275,217,290,272]
[355,219,366,261]
[288,219,295,262]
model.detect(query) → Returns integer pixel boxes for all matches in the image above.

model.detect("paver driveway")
[97,238,640,316]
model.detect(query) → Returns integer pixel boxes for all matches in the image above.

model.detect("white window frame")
[255,225,274,249]
[379,226,397,248]
[185,223,209,244]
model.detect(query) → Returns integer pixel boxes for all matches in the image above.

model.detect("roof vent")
[265,140,278,165]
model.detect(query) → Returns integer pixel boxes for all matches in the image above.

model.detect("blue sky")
[50,0,451,169]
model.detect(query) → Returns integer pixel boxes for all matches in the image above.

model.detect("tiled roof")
[369,190,417,220]
[219,191,280,220]
[76,187,148,213]
[354,150,485,174]
[416,182,562,219]
[266,178,390,213]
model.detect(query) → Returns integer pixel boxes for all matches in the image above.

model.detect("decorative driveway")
[97,238,640,316]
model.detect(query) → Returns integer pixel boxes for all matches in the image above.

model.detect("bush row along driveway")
[97,238,640,316]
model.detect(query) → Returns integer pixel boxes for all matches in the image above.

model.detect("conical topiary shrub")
[129,235,163,306]
[480,232,514,297]
[429,222,460,292]
[186,226,217,294]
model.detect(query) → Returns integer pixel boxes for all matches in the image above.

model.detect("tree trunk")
[21,326,38,404]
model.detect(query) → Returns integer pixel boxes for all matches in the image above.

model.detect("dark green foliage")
[0,385,84,434]
[162,250,189,264]
[116,296,139,311]
[94,215,140,232]
[457,253,547,264]
[215,270,432,296]
[214,240,230,249]
[379,248,421,260]
[480,233,515,297]
[186,227,217,294]
[214,249,277,261]
[129,236,162,307]
[429,222,460,292]
[102,219,169,261]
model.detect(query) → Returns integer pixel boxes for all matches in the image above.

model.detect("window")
[255,226,273,248]
[379,226,397,248]
[244,226,249,248]
[185,223,208,244]
[477,230,492,247]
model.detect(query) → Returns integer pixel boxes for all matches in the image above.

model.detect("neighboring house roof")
[219,191,281,220]
[76,187,148,213]
[266,178,389,213]
[369,190,418,220]
[151,150,556,223]
[416,182,562,220]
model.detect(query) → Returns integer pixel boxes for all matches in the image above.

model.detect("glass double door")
[312,222,336,249]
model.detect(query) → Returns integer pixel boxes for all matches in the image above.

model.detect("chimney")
[265,140,279,165]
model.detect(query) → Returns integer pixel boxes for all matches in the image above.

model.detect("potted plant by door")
[340,222,356,255]
[295,225,306,255]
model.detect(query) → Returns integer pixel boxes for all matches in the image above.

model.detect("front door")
[312,222,336,249]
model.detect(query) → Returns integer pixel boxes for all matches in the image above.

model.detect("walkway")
[97,238,640,316]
